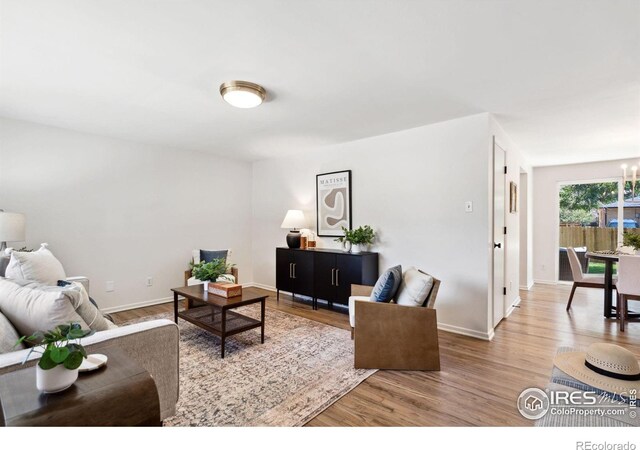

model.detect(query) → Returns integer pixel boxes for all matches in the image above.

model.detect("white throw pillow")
[5,244,67,285]
[0,278,88,337]
[395,267,434,307]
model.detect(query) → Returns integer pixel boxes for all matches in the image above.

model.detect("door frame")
[491,137,507,328]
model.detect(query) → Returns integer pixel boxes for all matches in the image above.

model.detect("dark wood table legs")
[221,308,226,358]
[604,259,614,318]
[173,291,179,323]
[171,286,268,359]
[260,299,265,344]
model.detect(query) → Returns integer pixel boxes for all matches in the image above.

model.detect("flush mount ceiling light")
[219,80,266,108]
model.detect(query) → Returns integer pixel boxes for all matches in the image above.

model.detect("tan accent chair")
[616,255,640,332]
[350,276,441,371]
[183,249,239,286]
[566,247,615,310]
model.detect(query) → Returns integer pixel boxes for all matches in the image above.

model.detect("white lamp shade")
[0,212,26,242]
[280,210,306,229]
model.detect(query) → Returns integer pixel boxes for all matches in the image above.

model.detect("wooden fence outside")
[559,226,640,251]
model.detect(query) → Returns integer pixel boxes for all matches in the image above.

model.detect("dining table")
[586,251,638,319]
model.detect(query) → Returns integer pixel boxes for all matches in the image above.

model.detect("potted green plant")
[17,323,94,393]
[335,225,375,253]
[623,232,640,254]
[335,227,355,252]
[190,258,235,291]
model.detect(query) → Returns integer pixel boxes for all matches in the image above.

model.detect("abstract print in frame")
[316,170,352,237]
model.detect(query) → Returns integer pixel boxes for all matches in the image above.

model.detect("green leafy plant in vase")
[335,225,375,253]
[17,323,94,393]
[190,258,235,291]
[623,232,640,254]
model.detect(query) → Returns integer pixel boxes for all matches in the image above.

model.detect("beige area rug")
[126,305,376,426]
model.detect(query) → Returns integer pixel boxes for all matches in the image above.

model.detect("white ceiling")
[1,0,638,166]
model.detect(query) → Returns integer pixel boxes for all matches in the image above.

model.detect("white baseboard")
[533,279,558,286]
[519,282,534,291]
[505,296,521,318]
[102,296,174,314]
[102,282,273,314]
[245,282,276,291]
[250,282,495,340]
[102,281,495,341]
[437,322,495,341]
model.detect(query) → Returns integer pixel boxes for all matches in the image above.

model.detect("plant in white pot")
[190,258,235,291]
[336,225,376,253]
[17,323,94,393]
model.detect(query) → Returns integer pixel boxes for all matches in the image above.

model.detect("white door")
[493,139,506,327]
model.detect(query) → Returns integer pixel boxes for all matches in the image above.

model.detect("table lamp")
[280,210,306,249]
[0,211,26,253]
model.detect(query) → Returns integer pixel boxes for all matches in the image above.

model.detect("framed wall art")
[316,170,352,237]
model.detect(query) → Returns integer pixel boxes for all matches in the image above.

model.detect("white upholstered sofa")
[0,256,180,421]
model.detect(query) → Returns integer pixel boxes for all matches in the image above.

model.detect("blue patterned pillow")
[370,265,402,303]
[200,249,228,264]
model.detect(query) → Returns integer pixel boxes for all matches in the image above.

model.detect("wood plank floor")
[111,284,640,426]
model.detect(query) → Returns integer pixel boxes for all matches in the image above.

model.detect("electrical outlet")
[146,277,153,287]
[106,281,115,292]
[465,201,473,212]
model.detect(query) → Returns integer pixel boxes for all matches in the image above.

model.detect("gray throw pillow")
[370,265,402,303]
[200,249,228,264]
[65,282,118,332]
[0,311,25,354]
[0,256,9,278]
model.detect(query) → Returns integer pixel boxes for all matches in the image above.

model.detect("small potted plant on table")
[17,323,94,393]
[190,258,235,291]
[335,225,376,253]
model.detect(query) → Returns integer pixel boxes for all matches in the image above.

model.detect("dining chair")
[566,247,615,310]
[616,255,640,332]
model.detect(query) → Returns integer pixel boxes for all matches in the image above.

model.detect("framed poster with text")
[316,170,352,237]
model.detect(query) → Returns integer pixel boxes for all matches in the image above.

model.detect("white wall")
[0,118,253,311]
[489,116,531,313]
[0,112,529,339]
[519,171,533,289]
[532,158,633,283]
[252,113,496,338]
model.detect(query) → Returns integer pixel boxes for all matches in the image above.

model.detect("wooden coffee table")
[171,285,268,358]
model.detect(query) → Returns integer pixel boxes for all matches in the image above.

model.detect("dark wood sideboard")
[276,248,379,310]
